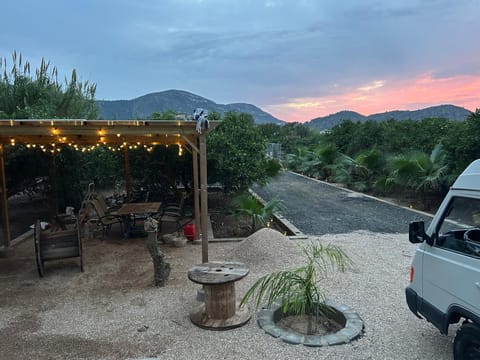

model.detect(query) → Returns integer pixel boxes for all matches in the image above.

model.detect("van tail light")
[409,266,414,283]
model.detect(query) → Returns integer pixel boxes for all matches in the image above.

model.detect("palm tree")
[241,242,352,335]
[285,148,308,173]
[387,144,448,209]
[233,193,285,232]
[334,148,386,192]
[297,143,345,180]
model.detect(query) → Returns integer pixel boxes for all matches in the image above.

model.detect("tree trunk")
[145,223,170,287]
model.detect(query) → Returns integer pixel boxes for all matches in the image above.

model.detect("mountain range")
[308,105,472,131]
[96,90,283,124]
[96,90,473,129]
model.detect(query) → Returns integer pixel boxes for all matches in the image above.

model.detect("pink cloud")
[265,73,480,123]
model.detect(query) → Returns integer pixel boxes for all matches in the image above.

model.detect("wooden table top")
[117,202,162,215]
[188,261,249,285]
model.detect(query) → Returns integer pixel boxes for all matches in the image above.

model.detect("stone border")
[255,299,364,346]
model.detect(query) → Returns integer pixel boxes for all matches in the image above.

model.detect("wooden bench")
[34,219,83,277]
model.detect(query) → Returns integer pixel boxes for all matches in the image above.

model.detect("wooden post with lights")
[199,133,208,263]
[124,146,131,202]
[0,144,10,248]
[192,147,200,241]
[49,153,59,217]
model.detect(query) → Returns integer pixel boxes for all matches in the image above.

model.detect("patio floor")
[0,226,455,360]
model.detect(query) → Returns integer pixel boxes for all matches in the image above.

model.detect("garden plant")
[241,242,352,335]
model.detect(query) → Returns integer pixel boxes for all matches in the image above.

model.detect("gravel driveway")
[252,171,433,235]
[1,172,456,360]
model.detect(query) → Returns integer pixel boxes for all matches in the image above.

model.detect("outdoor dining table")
[188,261,251,330]
[116,202,162,238]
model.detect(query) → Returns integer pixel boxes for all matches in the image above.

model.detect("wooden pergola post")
[123,146,131,202]
[0,144,10,248]
[192,147,200,240]
[49,153,59,216]
[199,134,208,263]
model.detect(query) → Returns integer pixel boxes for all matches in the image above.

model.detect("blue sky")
[1,0,479,121]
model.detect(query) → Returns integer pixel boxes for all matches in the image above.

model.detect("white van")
[407,159,480,359]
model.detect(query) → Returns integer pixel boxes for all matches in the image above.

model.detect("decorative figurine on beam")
[193,108,209,134]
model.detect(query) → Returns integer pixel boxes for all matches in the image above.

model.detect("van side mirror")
[409,221,432,244]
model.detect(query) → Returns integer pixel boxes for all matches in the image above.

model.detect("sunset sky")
[1,0,478,122]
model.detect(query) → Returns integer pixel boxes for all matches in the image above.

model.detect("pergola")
[0,119,219,262]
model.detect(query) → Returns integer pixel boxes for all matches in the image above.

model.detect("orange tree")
[207,111,281,192]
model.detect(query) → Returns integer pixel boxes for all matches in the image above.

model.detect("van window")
[436,196,480,257]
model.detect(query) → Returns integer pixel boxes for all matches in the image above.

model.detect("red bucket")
[183,223,196,241]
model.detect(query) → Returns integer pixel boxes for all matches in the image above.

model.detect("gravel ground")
[0,227,455,360]
[252,171,433,235]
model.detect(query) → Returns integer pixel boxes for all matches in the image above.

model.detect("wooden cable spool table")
[34,219,83,277]
[188,261,251,330]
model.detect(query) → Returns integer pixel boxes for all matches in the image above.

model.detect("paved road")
[252,171,433,236]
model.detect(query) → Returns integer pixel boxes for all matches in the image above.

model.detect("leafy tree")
[4,145,50,198]
[323,120,359,155]
[259,122,322,155]
[128,145,192,202]
[207,111,280,191]
[444,109,480,176]
[1,52,99,208]
[151,110,177,120]
[81,146,123,189]
[207,110,222,120]
[0,51,97,119]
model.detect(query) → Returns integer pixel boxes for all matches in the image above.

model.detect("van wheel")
[454,323,480,360]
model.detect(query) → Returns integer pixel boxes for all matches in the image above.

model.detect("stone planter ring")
[255,299,364,346]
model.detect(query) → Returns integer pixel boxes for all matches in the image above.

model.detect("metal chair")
[158,193,192,234]
[88,199,124,238]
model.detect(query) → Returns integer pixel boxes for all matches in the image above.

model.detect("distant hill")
[96,90,284,124]
[308,104,472,131]
[308,111,367,130]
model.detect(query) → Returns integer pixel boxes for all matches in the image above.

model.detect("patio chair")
[158,212,191,234]
[88,199,124,238]
[162,191,191,216]
[91,192,121,214]
[34,219,83,277]
[158,193,192,234]
[130,190,152,227]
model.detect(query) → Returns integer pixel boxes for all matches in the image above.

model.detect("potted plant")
[241,242,361,343]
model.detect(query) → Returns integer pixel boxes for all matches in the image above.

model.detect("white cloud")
[358,80,386,92]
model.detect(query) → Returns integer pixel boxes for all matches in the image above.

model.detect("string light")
[5,134,188,155]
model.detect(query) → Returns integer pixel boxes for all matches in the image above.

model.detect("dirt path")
[252,171,433,235]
